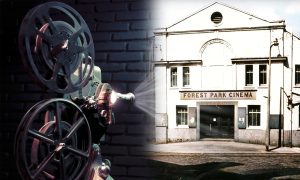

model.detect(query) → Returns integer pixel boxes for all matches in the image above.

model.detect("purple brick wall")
[0,0,154,179]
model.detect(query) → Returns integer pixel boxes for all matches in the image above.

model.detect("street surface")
[146,141,300,179]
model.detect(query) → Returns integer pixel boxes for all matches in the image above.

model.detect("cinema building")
[153,2,300,146]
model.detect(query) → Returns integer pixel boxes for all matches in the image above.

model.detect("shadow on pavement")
[150,160,300,180]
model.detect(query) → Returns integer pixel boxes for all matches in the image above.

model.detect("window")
[259,65,267,86]
[248,105,260,126]
[245,65,253,86]
[295,65,300,85]
[170,67,177,87]
[176,105,188,126]
[183,67,190,86]
[211,12,223,24]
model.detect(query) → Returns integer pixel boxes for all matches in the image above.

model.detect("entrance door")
[200,105,234,138]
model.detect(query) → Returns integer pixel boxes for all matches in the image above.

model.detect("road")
[146,141,300,179]
[149,153,300,180]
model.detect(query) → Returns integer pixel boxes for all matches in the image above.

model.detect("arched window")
[200,38,233,66]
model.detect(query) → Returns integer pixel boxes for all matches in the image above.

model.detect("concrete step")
[200,138,234,142]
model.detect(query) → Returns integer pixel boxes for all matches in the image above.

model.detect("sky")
[152,0,300,36]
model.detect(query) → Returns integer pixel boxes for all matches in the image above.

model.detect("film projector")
[14,2,135,179]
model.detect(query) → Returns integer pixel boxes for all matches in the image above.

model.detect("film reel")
[14,99,92,179]
[19,2,94,93]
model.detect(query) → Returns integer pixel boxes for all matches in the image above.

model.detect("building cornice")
[153,60,202,66]
[153,57,287,66]
[154,25,286,36]
[231,56,288,64]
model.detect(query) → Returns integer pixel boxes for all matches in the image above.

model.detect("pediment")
[166,2,283,32]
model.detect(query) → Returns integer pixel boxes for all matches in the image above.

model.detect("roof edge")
[166,2,284,30]
[167,2,217,29]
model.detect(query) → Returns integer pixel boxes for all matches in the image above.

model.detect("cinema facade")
[153,2,300,146]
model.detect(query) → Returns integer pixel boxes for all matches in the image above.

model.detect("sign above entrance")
[180,90,256,100]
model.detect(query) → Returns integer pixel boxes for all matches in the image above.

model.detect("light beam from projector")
[133,76,156,118]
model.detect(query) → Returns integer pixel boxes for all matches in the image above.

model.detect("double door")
[200,105,234,138]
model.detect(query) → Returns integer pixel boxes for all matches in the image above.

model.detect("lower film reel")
[18,2,95,94]
[14,99,92,179]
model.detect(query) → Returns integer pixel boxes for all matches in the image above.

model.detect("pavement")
[147,140,300,154]
[147,140,300,179]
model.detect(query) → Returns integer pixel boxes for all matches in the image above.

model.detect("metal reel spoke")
[44,16,58,35]
[28,129,55,145]
[65,146,89,158]
[34,28,52,44]
[70,27,83,42]
[59,152,66,180]
[15,99,92,179]
[51,62,63,80]
[44,110,54,124]
[42,171,55,179]
[64,117,85,140]
[55,101,62,140]
[14,100,48,158]
[19,2,94,94]
[63,63,72,77]
[34,3,58,35]
[36,15,58,35]
[32,151,56,179]
[71,45,86,56]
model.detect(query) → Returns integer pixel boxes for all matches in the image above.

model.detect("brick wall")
[0,0,154,179]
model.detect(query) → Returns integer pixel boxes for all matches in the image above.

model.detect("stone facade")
[153,2,300,146]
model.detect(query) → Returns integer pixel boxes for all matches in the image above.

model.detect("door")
[200,105,234,138]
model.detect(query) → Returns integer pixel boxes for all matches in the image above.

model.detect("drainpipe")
[165,28,168,143]
[290,33,294,147]
[279,87,282,147]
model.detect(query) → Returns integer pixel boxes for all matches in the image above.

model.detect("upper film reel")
[19,1,94,94]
